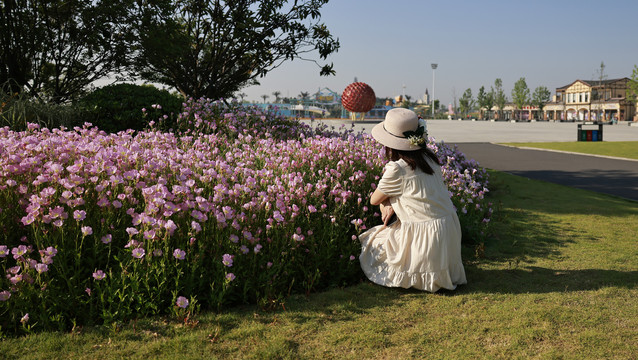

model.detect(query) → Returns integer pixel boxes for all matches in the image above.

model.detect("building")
[544,78,635,122]
[490,78,636,122]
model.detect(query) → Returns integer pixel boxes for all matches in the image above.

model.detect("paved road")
[304,119,638,201]
[453,143,638,202]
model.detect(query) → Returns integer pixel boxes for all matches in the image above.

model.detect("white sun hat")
[371,108,427,151]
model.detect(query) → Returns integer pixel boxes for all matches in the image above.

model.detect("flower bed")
[0,99,491,334]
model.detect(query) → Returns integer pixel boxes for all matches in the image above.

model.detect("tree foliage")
[477,86,494,120]
[459,88,474,117]
[627,65,638,106]
[494,78,507,120]
[0,0,134,102]
[134,0,340,100]
[531,86,551,119]
[511,77,530,120]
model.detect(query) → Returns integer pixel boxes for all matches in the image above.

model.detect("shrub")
[0,99,491,334]
[0,90,87,131]
[77,84,183,133]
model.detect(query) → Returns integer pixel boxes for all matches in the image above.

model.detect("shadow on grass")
[508,169,638,203]
[461,266,638,295]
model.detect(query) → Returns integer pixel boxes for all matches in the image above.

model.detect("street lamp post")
[431,63,438,119]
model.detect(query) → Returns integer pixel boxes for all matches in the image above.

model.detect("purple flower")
[0,245,8,257]
[81,226,93,236]
[101,234,112,244]
[240,245,249,255]
[225,273,236,282]
[93,270,106,280]
[20,313,29,324]
[229,234,239,243]
[173,248,186,260]
[153,249,163,257]
[165,220,177,235]
[222,254,233,267]
[126,227,139,236]
[73,209,86,221]
[85,288,92,296]
[176,296,189,308]
[349,255,356,261]
[43,246,57,257]
[35,263,48,273]
[0,290,11,301]
[254,244,262,253]
[12,245,28,259]
[132,248,145,259]
[144,229,156,240]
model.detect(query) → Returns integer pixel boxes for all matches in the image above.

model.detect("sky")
[241,0,638,107]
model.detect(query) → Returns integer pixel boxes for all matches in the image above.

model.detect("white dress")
[359,157,467,292]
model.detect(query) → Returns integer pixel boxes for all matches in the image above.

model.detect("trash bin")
[577,123,603,142]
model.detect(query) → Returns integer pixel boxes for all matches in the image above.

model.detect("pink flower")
[93,270,106,280]
[164,220,177,235]
[176,296,189,308]
[0,290,11,301]
[173,248,186,260]
[0,245,8,257]
[35,263,48,273]
[81,226,93,236]
[12,245,28,259]
[222,254,233,267]
[132,248,145,259]
[20,313,29,324]
[73,209,86,221]
[225,273,236,281]
[101,234,112,244]
[153,249,163,257]
[143,230,156,240]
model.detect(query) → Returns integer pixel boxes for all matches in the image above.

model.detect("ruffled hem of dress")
[361,260,467,293]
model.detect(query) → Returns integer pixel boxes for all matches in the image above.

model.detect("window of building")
[579,93,582,102]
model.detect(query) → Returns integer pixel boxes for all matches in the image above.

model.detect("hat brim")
[371,122,422,151]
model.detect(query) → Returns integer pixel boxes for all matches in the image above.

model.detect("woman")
[359,108,467,292]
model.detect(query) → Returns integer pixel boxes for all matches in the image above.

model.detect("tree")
[272,91,281,103]
[134,0,339,100]
[628,65,638,121]
[0,0,134,102]
[459,88,474,118]
[494,78,507,120]
[261,94,269,103]
[592,61,608,100]
[531,86,551,120]
[477,86,494,120]
[511,77,530,120]
[451,87,458,117]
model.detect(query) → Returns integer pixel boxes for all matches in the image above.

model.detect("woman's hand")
[380,200,395,226]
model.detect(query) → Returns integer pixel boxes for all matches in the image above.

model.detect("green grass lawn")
[2,170,637,360]
[501,141,638,160]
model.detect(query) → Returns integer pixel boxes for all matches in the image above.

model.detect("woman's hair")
[385,146,441,175]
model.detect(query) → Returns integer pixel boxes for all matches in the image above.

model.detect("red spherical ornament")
[341,82,376,113]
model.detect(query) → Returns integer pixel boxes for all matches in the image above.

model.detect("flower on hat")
[403,119,428,148]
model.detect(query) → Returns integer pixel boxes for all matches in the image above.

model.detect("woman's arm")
[370,188,389,206]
